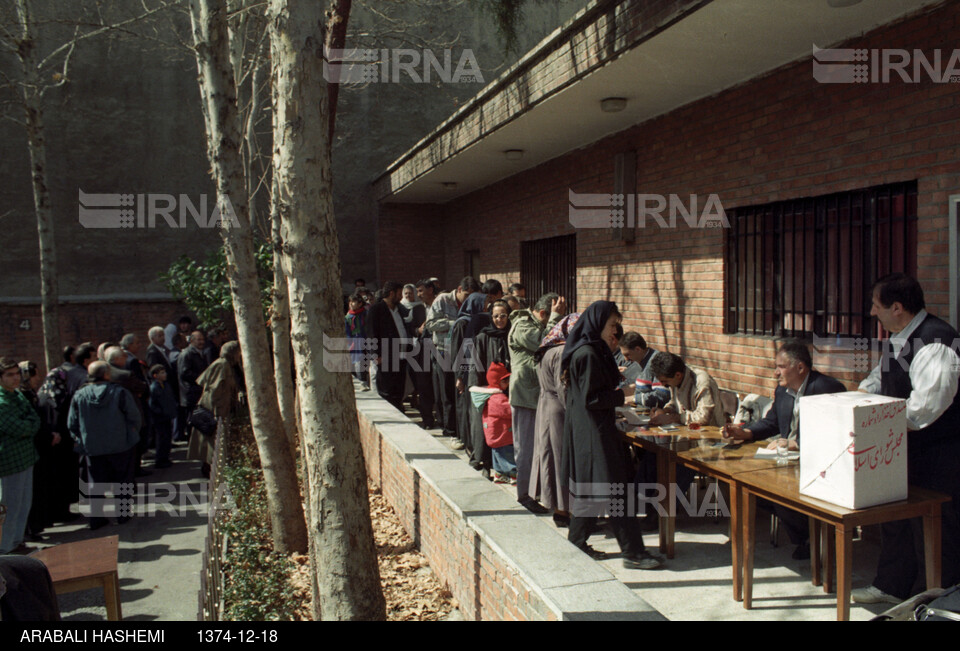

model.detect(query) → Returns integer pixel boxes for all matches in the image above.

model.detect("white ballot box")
[798,391,907,510]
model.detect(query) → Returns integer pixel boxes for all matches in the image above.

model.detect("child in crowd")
[470,362,516,484]
[345,291,370,389]
[148,364,178,469]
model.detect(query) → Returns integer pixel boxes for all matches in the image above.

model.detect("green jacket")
[507,309,561,410]
[0,388,40,477]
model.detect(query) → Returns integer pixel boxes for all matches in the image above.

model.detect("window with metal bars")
[521,234,577,312]
[725,181,918,338]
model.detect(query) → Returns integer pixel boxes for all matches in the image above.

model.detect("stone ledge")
[355,384,664,621]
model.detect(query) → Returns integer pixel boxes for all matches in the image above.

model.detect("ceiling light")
[504,149,524,161]
[827,0,862,8]
[442,182,458,190]
[600,97,627,113]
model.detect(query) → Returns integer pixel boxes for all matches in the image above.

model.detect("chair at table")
[719,389,740,423]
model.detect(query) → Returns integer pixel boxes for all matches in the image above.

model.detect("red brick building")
[375,0,960,397]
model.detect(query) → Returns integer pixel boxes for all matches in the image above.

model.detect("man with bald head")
[68,361,141,529]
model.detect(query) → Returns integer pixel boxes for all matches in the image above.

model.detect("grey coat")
[530,344,568,512]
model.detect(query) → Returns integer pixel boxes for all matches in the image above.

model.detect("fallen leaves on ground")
[286,481,455,621]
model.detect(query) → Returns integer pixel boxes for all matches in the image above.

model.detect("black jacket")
[366,300,408,364]
[561,344,629,491]
[745,370,846,443]
[146,343,179,401]
[177,345,208,407]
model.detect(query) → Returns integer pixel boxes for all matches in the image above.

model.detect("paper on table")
[755,447,799,461]
[615,407,650,426]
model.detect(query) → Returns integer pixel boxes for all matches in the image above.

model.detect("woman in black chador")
[560,300,662,570]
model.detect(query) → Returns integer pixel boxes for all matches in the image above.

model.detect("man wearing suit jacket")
[146,327,179,401]
[723,339,845,557]
[367,281,409,410]
[147,326,182,445]
[177,331,209,426]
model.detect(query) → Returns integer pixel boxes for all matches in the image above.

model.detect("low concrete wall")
[355,386,665,621]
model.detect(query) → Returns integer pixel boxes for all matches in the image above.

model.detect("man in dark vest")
[851,273,960,604]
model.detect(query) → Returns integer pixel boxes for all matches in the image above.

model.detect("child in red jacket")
[470,362,515,484]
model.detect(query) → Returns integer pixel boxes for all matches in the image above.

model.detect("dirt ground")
[288,483,456,621]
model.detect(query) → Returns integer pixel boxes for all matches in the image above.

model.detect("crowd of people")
[0,317,241,555]
[347,273,960,593]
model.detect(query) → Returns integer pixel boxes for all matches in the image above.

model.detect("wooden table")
[623,425,776,602]
[736,465,950,621]
[29,535,122,621]
[623,426,772,554]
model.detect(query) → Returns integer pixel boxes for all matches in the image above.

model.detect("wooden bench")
[29,535,122,621]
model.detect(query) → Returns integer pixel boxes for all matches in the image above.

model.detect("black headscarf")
[479,320,510,341]
[456,293,491,340]
[560,300,619,375]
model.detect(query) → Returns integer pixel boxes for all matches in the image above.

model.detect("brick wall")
[355,388,662,620]
[0,299,188,375]
[379,1,960,397]
[377,203,448,287]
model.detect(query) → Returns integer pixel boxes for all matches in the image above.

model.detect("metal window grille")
[726,181,918,338]
[521,234,577,312]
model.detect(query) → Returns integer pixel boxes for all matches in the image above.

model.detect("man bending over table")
[648,352,725,427]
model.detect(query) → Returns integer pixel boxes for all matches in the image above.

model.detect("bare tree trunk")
[15,0,60,373]
[189,0,307,554]
[269,173,298,448]
[269,0,385,620]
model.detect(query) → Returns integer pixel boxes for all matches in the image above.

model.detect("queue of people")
[0,319,242,553]
[350,273,960,595]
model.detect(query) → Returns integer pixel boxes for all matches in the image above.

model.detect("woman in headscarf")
[469,299,512,473]
[449,293,490,462]
[561,301,662,570]
[530,313,579,527]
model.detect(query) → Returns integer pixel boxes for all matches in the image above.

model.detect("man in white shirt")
[852,274,960,605]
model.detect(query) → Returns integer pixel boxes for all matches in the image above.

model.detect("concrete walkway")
[29,442,208,621]
[398,403,895,622]
[28,398,898,622]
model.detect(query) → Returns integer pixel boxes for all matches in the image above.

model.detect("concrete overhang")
[374,0,944,205]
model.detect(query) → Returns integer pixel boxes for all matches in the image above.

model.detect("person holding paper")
[852,273,960,605]
[722,340,845,559]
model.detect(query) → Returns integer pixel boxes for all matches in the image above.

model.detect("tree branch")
[37,0,180,71]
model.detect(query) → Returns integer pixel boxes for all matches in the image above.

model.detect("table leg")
[665,459,676,559]
[810,517,822,587]
[836,524,852,621]
[731,482,742,602]
[922,508,943,590]
[743,488,755,610]
[657,451,668,554]
[824,524,835,594]
[104,571,122,621]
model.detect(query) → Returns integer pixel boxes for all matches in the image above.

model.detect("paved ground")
[27,441,208,621]
[399,403,895,622]
[24,397,897,622]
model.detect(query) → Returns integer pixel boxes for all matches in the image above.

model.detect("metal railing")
[198,418,228,621]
